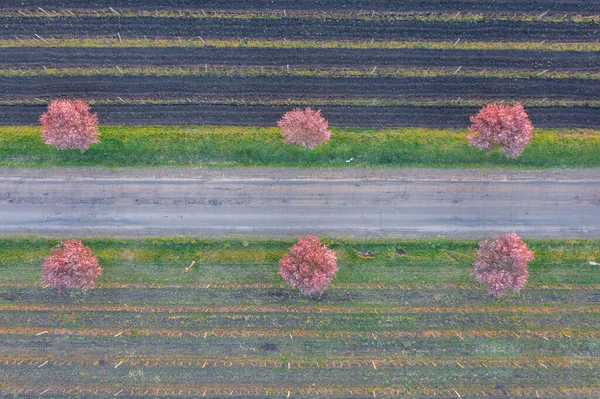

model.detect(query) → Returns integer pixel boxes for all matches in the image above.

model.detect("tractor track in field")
[6,0,600,13]
[2,17,599,42]
[2,103,600,127]
[4,47,600,71]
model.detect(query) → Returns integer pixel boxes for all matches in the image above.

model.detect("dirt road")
[0,167,598,238]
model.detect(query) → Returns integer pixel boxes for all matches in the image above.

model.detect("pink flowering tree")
[39,99,100,152]
[279,235,338,297]
[41,240,103,294]
[473,233,534,297]
[467,103,533,158]
[277,107,332,149]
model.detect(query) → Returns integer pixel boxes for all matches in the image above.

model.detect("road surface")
[0,167,598,238]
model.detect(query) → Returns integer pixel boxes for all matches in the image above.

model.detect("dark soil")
[2,103,599,128]
[6,47,600,71]
[3,75,598,101]
[2,17,598,42]
[4,0,600,13]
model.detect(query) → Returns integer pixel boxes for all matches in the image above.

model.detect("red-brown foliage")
[41,240,103,293]
[473,233,534,297]
[467,103,533,158]
[279,235,338,296]
[40,99,100,152]
[277,107,332,149]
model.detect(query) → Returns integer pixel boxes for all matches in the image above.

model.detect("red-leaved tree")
[473,233,534,297]
[467,103,533,158]
[40,99,100,152]
[279,235,338,297]
[277,107,332,149]
[41,240,103,293]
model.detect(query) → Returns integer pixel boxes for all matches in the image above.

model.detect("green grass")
[0,236,598,397]
[2,126,600,168]
[4,38,600,52]
[5,10,599,23]
[4,66,598,80]
[0,236,597,288]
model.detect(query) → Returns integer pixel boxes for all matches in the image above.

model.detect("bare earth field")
[3,104,600,127]
[4,47,600,71]
[6,0,600,13]
[2,17,598,42]
[3,75,598,101]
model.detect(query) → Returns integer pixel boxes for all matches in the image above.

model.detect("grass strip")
[2,126,600,168]
[3,38,600,52]
[0,363,595,389]
[2,334,596,362]
[0,237,597,288]
[4,66,598,79]
[3,309,597,332]
[4,10,599,23]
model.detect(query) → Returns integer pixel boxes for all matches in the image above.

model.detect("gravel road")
[0,167,598,238]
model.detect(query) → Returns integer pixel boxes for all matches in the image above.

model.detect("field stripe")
[0,327,594,339]
[0,103,600,129]
[4,10,600,23]
[1,282,599,290]
[4,75,598,102]
[1,303,599,314]
[1,354,597,369]
[1,382,598,398]
[9,0,600,14]
[3,38,600,52]
[2,16,597,42]
[4,47,599,72]
[4,66,598,80]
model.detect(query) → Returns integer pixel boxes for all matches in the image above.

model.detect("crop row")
[3,17,598,41]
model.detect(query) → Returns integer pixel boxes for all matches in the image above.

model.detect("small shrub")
[279,235,338,297]
[467,103,533,158]
[277,107,331,149]
[41,240,103,293]
[473,233,534,297]
[39,99,100,152]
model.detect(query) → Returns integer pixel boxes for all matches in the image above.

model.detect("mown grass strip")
[4,66,598,80]
[1,354,597,370]
[0,326,594,339]
[0,237,598,287]
[3,303,599,315]
[4,38,600,52]
[5,10,599,23]
[2,126,600,168]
